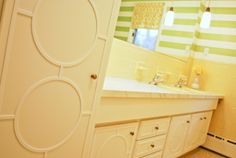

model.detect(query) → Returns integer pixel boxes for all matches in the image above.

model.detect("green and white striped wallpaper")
[114,0,236,62]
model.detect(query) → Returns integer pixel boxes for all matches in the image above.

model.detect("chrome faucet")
[149,73,166,85]
[175,75,188,88]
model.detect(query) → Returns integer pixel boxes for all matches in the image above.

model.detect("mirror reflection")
[114,0,202,61]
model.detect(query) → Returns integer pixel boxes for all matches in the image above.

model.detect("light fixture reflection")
[200,7,211,29]
[164,7,175,26]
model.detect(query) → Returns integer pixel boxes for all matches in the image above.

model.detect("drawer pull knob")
[200,117,203,120]
[155,126,159,130]
[150,144,155,148]
[186,120,190,123]
[91,74,98,80]
[204,117,207,120]
[130,132,135,136]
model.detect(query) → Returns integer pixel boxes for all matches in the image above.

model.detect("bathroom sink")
[157,84,203,94]
[103,77,210,95]
[103,77,179,93]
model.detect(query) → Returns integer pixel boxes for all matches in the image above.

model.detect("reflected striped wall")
[115,0,236,62]
[115,0,200,57]
[193,1,236,62]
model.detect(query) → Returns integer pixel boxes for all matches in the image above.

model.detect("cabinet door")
[183,111,213,153]
[199,111,213,145]
[91,123,138,158]
[183,113,205,153]
[0,0,120,158]
[163,115,191,158]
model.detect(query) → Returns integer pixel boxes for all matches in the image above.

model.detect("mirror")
[114,0,202,62]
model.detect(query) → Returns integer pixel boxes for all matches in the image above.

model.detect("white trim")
[194,51,236,64]
[203,135,236,158]
[195,39,236,50]
[0,115,15,120]
[159,35,194,44]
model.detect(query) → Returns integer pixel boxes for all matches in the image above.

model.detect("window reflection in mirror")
[133,28,159,51]
[128,2,164,51]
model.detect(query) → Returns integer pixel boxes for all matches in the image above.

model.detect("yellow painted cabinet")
[163,115,191,158]
[0,0,120,158]
[90,123,139,158]
[184,113,205,152]
[184,111,213,153]
[199,111,213,145]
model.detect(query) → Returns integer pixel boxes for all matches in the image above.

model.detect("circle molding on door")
[14,76,83,152]
[32,0,99,67]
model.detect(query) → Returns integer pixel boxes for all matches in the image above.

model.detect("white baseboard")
[203,135,236,158]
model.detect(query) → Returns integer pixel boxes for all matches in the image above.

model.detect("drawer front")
[134,135,166,158]
[137,117,170,140]
[140,151,162,158]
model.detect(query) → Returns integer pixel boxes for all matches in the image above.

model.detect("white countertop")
[102,77,224,99]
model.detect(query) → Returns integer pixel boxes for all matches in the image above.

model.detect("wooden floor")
[180,148,226,158]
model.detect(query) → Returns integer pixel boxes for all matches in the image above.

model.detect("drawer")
[141,151,162,158]
[137,117,170,140]
[133,135,166,158]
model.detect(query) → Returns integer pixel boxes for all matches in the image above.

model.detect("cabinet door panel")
[91,123,138,158]
[0,0,120,157]
[163,115,191,158]
[199,111,213,145]
[184,113,205,153]
[184,111,213,153]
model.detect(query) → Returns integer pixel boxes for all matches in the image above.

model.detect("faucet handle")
[181,75,188,84]
[175,74,188,87]
[150,72,167,85]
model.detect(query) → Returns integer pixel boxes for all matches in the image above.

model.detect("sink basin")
[157,84,203,94]
[103,77,180,93]
[103,77,210,95]
[103,77,223,98]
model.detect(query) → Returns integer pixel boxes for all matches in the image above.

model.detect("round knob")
[186,120,190,123]
[204,117,207,120]
[150,144,155,148]
[200,117,203,120]
[130,132,135,136]
[91,74,97,80]
[155,126,159,130]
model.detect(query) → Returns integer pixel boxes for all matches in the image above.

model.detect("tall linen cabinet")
[0,0,121,158]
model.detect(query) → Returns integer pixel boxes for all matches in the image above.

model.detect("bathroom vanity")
[90,77,223,158]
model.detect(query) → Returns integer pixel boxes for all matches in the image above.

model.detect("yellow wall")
[106,38,188,84]
[191,59,236,141]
